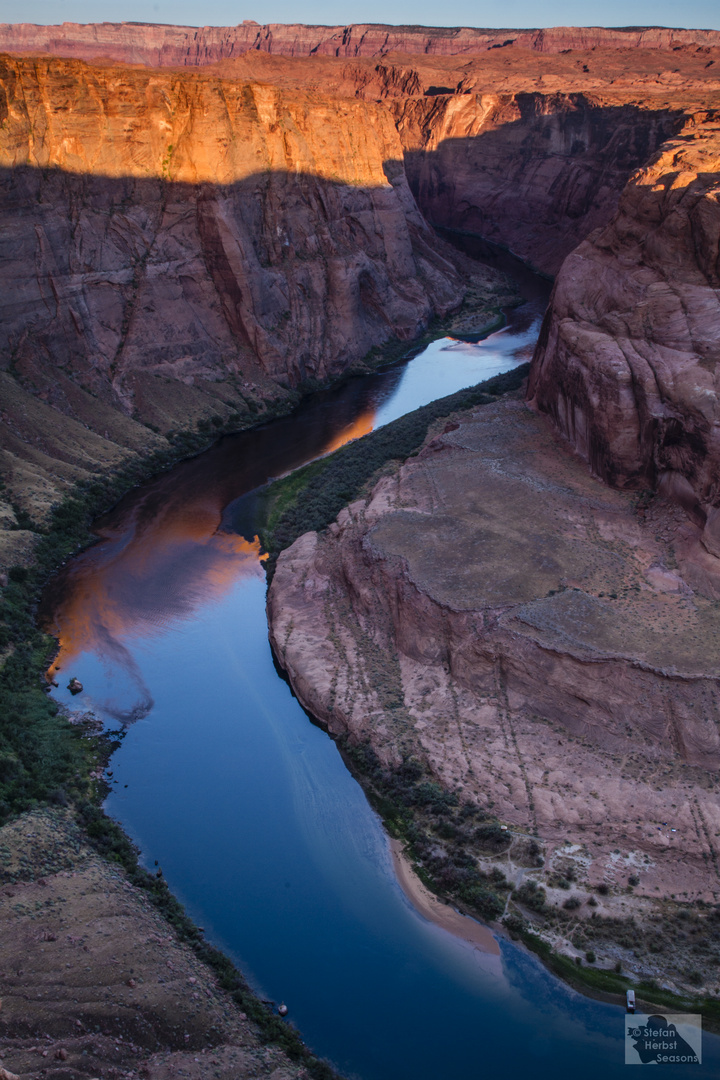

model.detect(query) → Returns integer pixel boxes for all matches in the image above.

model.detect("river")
[41,240,719,1080]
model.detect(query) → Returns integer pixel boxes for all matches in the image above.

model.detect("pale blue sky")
[2,0,719,32]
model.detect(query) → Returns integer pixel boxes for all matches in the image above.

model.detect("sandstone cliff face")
[0,21,719,67]
[528,116,720,524]
[268,398,720,909]
[396,92,684,274]
[0,55,487,523]
[1,30,719,534]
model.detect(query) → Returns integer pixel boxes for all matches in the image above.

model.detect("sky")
[2,0,719,32]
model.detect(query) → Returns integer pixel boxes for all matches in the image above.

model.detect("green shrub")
[460,883,504,921]
[514,880,548,912]
[412,780,458,812]
[475,822,512,849]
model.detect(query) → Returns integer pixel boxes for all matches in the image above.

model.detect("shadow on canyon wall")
[1,94,686,420]
[401,94,687,273]
[0,93,705,530]
[0,88,693,522]
[527,113,720,531]
[0,163,460,402]
[0,161,490,515]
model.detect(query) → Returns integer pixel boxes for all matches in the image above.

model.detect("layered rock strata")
[1,21,720,67]
[269,398,720,914]
[0,55,470,396]
[529,117,720,520]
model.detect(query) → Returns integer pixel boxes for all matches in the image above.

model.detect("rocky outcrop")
[268,396,720,912]
[528,115,720,517]
[1,21,719,67]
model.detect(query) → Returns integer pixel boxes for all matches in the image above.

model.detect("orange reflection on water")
[321,410,375,455]
[46,489,267,684]
[44,394,380,713]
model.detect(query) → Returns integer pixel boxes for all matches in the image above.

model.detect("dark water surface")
[42,243,720,1080]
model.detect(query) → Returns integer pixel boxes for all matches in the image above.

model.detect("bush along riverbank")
[260,375,720,1029]
[337,739,511,923]
[335,737,720,1029]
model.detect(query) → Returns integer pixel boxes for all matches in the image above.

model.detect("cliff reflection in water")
[43,508,268,722]
[41,278,541,725]
[40,380,393,719]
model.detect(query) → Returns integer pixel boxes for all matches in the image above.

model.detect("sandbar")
[389,838,501,956]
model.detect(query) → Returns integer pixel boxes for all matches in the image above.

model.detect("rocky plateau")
[1,21,720,66]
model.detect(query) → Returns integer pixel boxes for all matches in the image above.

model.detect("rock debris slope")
[0,808,306,1080]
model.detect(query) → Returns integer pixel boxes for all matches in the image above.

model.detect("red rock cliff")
[2,29,720,532]
[528,114,720,535]
[1,21,719,67]
[0,55,477,425]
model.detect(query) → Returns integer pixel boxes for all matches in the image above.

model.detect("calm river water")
[42,242,720,1080]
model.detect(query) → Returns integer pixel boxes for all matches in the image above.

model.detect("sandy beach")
[389,838,501,956]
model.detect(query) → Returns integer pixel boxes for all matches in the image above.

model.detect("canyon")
[1,36,719,544]
[0,53,499,533]
[1,18,720,1078]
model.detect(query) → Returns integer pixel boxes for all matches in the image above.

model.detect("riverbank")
[0,807,313,1080]
[389,838,500,957]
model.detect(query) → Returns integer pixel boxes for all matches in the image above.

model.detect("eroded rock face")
[0,54,499,530]
[268,399,720,902]
[397,92,683,274]
[528,116,720,518]
[0,57,469,413]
